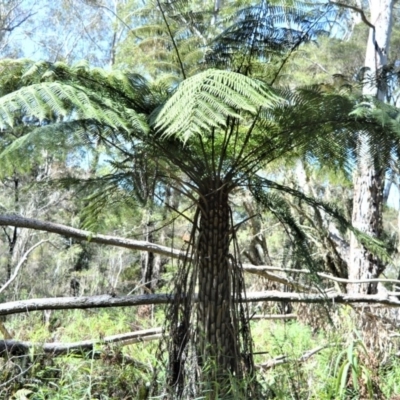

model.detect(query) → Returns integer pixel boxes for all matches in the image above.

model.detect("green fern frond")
[154,69,280,141]
[0,80,148,136]
[251,176,391,263]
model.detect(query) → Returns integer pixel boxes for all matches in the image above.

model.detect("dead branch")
[0,293,172,316]
[0,327,162,357]
[0,240,48,295]
[243,266,317,292]
[329,1,375,30]
[2,216,398,290]
[3,216,394,290]
[257,344,332,370]
[0,291,400,317]
[243,265,400,286]
[0,214,183,259]
[246,291,400,306]
[251,314,297,320]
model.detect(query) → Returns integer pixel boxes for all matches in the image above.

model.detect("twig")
[251,314,297,320]
[0,240,48,295]
[257,344,332,370]
[0,361,35,388]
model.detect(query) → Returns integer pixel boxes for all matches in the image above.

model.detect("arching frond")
[153,69,280,141]
[207,0,339,74]
[252,188,319,270]
[0,81,148,134]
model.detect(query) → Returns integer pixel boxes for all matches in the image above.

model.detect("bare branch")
[258,344,332,370]
[0,293,172,316]
[0,361,35,388]
[0,240,48,294]
[0,291,400,317]
[329,1,375,29]
[0,214,184,259]
[246,291,400,306]
[3,11,38,32]
[251,314,297,320]
[0,327,162,357]
[243,265,318,292]
[0,215,397,293]
[243,265,400,286]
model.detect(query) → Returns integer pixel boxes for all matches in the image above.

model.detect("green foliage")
[154,69,279,141]
[251,174,392,265]
[1,2,400,398]
[333,339,374,399]
[2,308,400,399]
[0,60,149,132]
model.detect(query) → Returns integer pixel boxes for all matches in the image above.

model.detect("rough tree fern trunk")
[197,185,238,377]
[162,181,256,399]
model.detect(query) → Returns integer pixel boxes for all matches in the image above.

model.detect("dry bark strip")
[0,328,162,357]
[0,291,399,317]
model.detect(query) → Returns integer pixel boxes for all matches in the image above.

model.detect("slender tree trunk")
[197,185,238,379]
[348,0,393,294]
[349,161,384,294]
[141,211,156,294]
[243,196,272,266]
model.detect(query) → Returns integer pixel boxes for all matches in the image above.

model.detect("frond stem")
[156,0,187,80]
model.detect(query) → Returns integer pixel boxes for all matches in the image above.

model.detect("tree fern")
[0,23,398,397]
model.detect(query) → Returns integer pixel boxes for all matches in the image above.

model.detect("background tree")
[347,0,395,294]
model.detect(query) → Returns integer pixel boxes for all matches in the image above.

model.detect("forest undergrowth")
[1,305,400,399]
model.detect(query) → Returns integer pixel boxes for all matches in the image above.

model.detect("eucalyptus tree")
[0,3,396,400]
[347,0,395,295]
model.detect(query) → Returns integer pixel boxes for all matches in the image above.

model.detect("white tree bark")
[349,0,394,294]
